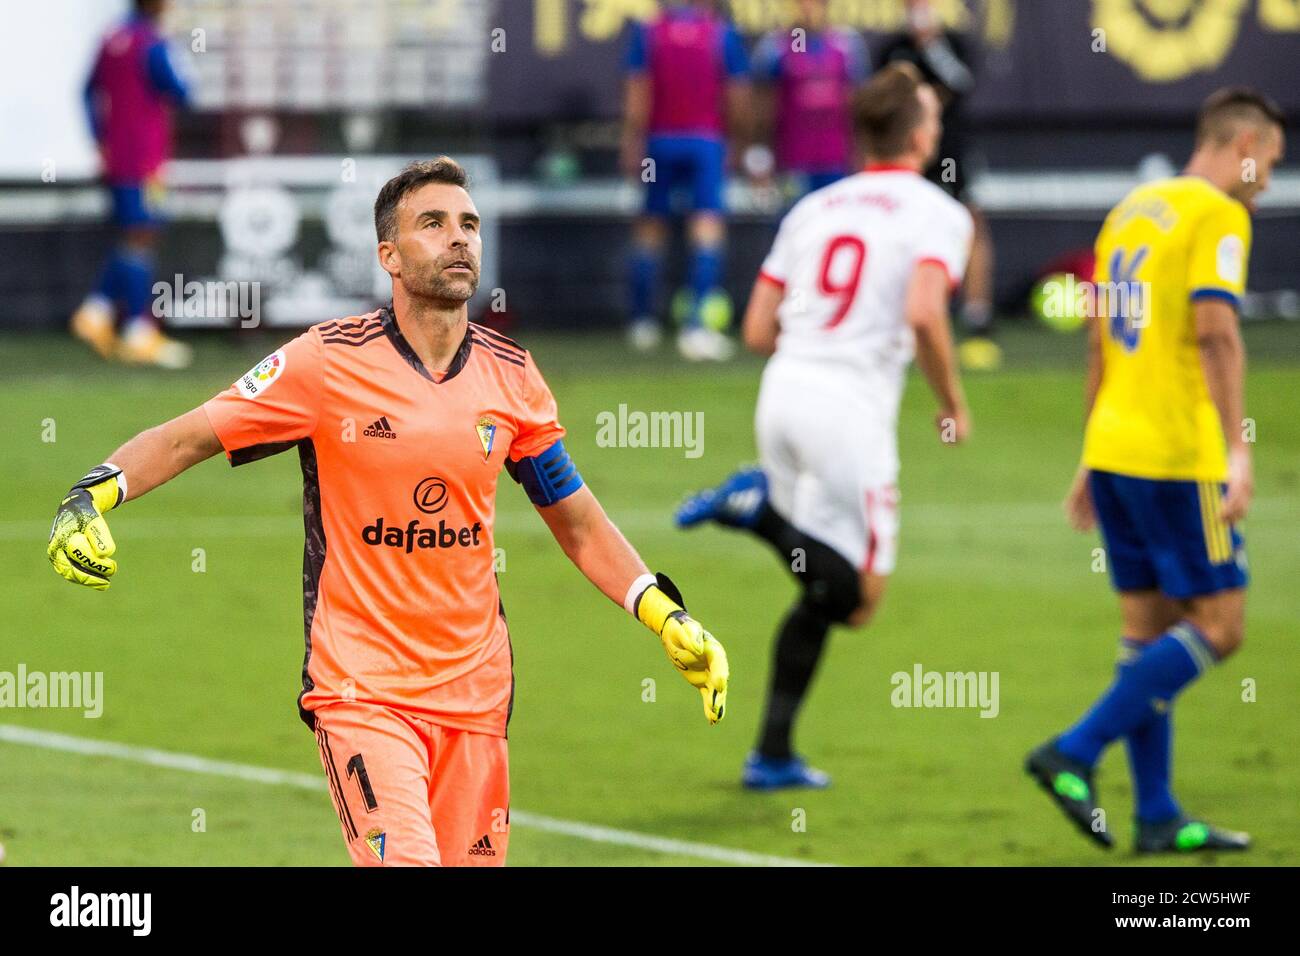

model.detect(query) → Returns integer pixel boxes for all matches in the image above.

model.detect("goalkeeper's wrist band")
[72,463,127,513]
[102,462,127,503]
[623,573,657,616]
[630,572,689,635]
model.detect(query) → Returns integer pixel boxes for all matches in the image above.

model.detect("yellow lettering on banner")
[536,0,568,55]
[726,0,783,33]
[546,0,1290,60]
[578,0,659,42]
[1093,0,1248,82]
[727,0,965,33]
[559,0,1000,44]
[1144,0,1197,17]
[929,0,973,30]
[1259,0,1300,29]
[984,0,1016,47]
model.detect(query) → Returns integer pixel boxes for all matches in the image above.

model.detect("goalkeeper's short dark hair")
[374,157,471,243]
[1196,87,1285,147]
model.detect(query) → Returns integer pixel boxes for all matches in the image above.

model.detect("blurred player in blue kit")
[72,0,192,369]
[620,0,750,361]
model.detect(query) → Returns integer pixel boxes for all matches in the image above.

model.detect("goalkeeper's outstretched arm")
[535,485,729,724]
[99,408,224,502]
[47,407,223,589]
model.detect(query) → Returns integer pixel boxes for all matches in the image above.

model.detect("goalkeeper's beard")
[406,260,480,305]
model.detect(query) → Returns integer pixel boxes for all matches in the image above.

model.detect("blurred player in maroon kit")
[620,0,750,361]
[73,0,192,369]
[750,0,870,199]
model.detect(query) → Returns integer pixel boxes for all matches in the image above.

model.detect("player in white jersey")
[677,63,973,789]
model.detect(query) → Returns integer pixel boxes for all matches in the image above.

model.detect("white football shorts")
[755,363,900,574]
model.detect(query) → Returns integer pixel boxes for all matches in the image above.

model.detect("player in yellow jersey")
[1026,88,1285,854]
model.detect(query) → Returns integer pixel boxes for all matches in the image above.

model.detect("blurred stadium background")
[6,0,1300,329]
[1,0,1297,866]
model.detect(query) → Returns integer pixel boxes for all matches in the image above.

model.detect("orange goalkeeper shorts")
[312,701,510,867]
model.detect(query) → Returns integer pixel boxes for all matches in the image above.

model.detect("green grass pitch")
[2,323,1297,866]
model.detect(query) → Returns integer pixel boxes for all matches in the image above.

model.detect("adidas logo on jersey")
[468,834,496,857]
[363,416,397,440]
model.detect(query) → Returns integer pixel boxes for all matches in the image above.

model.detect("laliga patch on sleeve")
[1216,234,1244,285]
[236,349,286,399]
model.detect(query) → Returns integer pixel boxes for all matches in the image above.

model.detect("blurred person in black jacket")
[879,0,1000,370]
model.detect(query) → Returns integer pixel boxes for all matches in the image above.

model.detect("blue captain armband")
[508,439,584,506]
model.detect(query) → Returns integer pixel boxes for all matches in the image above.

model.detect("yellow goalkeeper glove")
[633,573,728,725]
[47,464,124,590]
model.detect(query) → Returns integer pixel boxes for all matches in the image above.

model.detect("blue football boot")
[675,467,768,530]
[742,751,831,791]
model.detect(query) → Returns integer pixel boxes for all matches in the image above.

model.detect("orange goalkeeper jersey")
[203,307,565,736]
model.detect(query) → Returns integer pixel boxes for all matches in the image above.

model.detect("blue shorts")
[780,169,848,214]
[109,180,167,227]
[793,169,847,195]
[643,134,726,216]
[1089,469,1247,599]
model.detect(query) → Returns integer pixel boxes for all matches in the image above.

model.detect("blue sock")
[95,251,130,306]
[1057,623,1216,768]
[685,244,722,328]
[118,250,156,324]
[1128,702,1180,824]
[1117,638,1181,824]
[627,246,661,321]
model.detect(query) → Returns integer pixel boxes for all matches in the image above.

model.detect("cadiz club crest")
[365,827,386,862]
[476,416,497,461]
